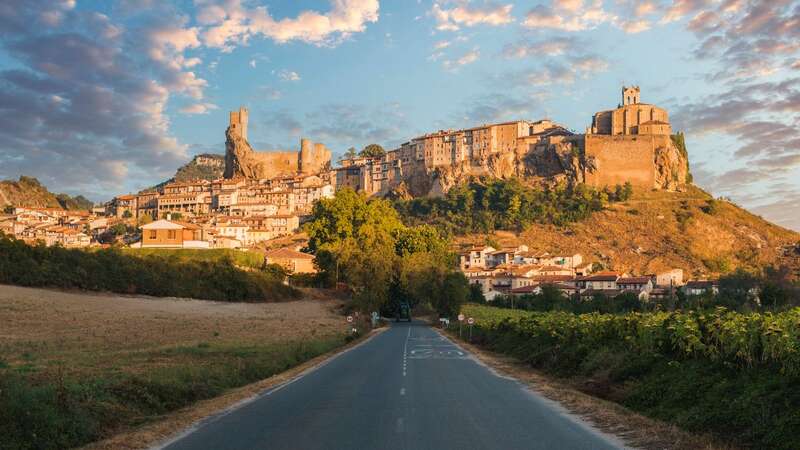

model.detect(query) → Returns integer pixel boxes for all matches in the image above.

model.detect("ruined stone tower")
[225,107,331,179]
[229,106,248,141]
[622,86,640,106]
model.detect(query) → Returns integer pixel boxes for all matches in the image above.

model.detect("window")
[149,230,156,239]
[168,230,176,239]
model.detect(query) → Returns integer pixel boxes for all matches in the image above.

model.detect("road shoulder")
[433,327,733,450]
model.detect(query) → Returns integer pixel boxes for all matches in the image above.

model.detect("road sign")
[346,315,353,323]
[458,314,465,321]
[467,317,474,325]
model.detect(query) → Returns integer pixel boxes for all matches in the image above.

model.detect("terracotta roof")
[173,220,200,230]
[510,285,539,294]
[540,265,572,271]
[531,275,574,282]
[141,219,185,230]
[583,272,621,282]
[265,247,314,260]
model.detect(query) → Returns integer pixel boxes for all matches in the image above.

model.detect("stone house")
[264,247,316,274]
[683,280,719,296]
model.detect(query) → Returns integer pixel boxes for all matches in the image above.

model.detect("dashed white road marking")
[400,388,405,396]
[402,326,411,377]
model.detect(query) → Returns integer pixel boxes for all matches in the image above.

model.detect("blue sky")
[0,0,799,230]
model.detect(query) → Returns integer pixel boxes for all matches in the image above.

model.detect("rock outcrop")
[224,127,331,180]
[393,136,689,198]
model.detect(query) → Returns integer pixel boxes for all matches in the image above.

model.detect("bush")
[458,304,800,448]
[393,178,615,234]
[0,235,297,302]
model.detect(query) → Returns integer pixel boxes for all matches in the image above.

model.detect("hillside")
[146,153,225,192]
[174,153,224,182]
[0,176,92,210]
[458,185,799,279]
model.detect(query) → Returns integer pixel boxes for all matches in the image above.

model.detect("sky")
[0,0,798,230]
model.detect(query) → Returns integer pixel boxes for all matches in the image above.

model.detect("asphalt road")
[161,321,623,450]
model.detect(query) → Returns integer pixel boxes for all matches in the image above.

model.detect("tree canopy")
[305,188,467,316]
[359,144,386,158]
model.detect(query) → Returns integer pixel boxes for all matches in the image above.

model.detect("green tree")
[359,144,385,158]
[469,284,486,304]
[343,147,357,159]
[138,213,154,227]
[122,210,133,219]
[759,282,788,309]
[109,223,127,236]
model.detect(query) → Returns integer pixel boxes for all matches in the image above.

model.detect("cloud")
[430,2,513,31]
[434,40,451,50]
[257,103,410,153]
[0,1,196,199]
[179,102,218,114]
[442,48,480,70]
[522,1,614,32]
[277,69,301,81]
[615,19,650,33]
[198,0,379,51]
[502,36,578,58]
[258,86,282,100]
[501,54,609,87]
[750,196,800,232]
[249,59,256,68]
[660,0,712,23]
[455,93,541,126]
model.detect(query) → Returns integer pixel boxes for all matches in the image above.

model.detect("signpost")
[458,314,465,338]
[346,315,355,336]
[467,317,474,341]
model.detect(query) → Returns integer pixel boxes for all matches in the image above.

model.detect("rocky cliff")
[397,135,690,198]
[224,126,262,179]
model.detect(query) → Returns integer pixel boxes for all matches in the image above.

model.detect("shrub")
[0,235,297,302]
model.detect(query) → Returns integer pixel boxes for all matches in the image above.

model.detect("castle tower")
[229,106,248,141]
[622,86,640,106]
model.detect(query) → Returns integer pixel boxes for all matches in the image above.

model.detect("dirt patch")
[437,329,735,450]
[0,284,347,372]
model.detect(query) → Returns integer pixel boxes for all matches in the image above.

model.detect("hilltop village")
[0,87,700,293]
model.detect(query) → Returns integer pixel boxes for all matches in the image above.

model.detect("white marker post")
[458,313,465,339]
[467,317,474,341]
[347,315,355,336]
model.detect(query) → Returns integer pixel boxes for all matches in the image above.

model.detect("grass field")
[0,285,348,450]
[121,247,265,269]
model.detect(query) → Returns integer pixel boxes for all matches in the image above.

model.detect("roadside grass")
[453,305,800,449]
[0,337,344,450]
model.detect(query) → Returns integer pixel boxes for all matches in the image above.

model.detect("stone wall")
[582,135,664,188]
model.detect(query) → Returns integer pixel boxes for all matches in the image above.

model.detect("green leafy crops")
[462,304,800,375]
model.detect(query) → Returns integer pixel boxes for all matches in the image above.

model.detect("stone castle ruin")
[224,107,331,179]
